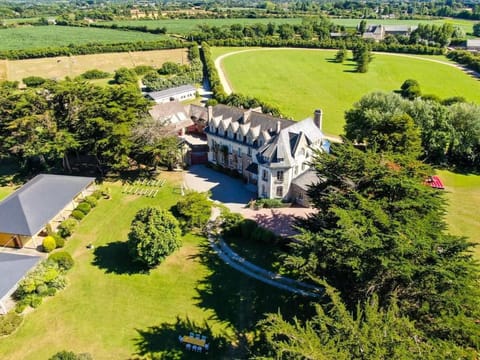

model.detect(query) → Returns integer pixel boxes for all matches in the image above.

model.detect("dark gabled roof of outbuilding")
[0,252,41,301]
[0,174,95,236]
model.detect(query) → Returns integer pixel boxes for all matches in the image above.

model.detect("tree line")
[0,39,187,60]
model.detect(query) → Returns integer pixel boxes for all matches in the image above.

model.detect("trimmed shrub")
[22,76,46,87]
[80,69,110,79]
[53,233,65,248]
[84,195,97,208]
[42,236,56,253]
[221,211,244,236]
[256,198,284,209]
[92,190,102,199]
[0,312,22,336]
[36,284,48,296]
[240,219,258,238]
[49,351,93,360]
[76,202,91,215]
[57,219,77,238]
[48,251,74,271]
[71,210,85,221]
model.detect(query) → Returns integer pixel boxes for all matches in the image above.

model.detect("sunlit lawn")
[438,170,480,260]
[214,48,480,136]
[0,175,300,359]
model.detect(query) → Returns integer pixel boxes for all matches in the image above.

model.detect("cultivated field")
[1,48,188,82]
[103,17,303,34]
[0,26,165,51]
[213,47,480,135]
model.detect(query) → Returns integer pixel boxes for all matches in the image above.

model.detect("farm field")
[0,174,300,359]
[103,17,303,34]
[213,47,480,135]
[1,48,188,82]
[0,26,165,51]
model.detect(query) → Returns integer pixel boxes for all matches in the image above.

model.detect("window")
[262,185,267,197]
[238,148,241,156]
[228,130,233,138]
[294,166,298,175]
[300,148,305,156]
[262,170,268,181]
[276,186,283,197]
[277,170,284,181]
[302,163,306,171]
[248,147,252,156]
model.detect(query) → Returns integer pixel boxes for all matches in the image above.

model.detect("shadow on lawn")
[92,241,148,275]
[190,243,314,356]
[131,316,229,359]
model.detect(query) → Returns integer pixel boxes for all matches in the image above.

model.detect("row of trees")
[344,91,480,169]
[448,50,480,74]
[201,42,284,117]
[0,75,183,173]
[0,39,187,60]
[142,46,202,92]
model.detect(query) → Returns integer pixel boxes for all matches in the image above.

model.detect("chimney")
[207,105,213,121]
[314,109,323,130]
[276,120,281,134]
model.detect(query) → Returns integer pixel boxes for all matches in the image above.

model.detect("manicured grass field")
[437,170,480,259]
[214,48,480,135]
[0,173,300,359]
[103,17,303,34]
[0,26,165,51]
[1,48,188,82]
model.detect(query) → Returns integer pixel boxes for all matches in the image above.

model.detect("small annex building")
[0,252,41,314]
[0,174,95,248]
[147,85,197,104]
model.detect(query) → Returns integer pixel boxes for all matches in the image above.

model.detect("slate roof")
[0,253,41,301]
[0,174,95,236]
[291,170,321,191]
[148,101,194,132]
[147,85,196,102]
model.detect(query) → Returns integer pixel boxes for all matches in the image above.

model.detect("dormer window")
[247,136,252,145]
[228,130,233,139]
[258,140,263,147]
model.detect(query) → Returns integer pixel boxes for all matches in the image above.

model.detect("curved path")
[205,213,323,297]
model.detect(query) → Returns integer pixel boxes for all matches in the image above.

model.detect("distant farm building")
[466,39,480,51]
[0,174,95,248]
[363,24,417,41]
[147,85,196,104]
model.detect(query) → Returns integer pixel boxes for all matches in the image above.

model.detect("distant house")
[0,174,95,248]
[205,105,328,203]
[466,39,480,51]
[147,85,197,104]
[149,101,194,136]
[363,24,417,41]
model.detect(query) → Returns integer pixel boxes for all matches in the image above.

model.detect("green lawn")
[0,177,301,359]
[438,170,480,259]
[0,187,14,200]
[214,48,480,136]
[103,18,303,34]
[0,26,165,51]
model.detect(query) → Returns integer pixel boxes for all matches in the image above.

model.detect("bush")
[240,219,258,238]
[42,236,56,253]
[22,76,46,87]
[92,190,102,199]
[256,198,284,209]
[71,210,85,221]
[76,202,91,215]
[57,219,77,238]
[175,191,212,231]
[84,195,97,208]
[221,211,244,236]
[49,351,93,360]
[48,251,74,271]
[53,233,65,248]
[80,69,110,79]
[128,207,181,268]
[36,284,48,296]
[0,312,22,336]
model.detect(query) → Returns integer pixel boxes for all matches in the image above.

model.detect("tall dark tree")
[288,143,480,348]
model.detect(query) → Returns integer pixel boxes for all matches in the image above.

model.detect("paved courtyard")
[184,165,315,237]
[184,165,255,212]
